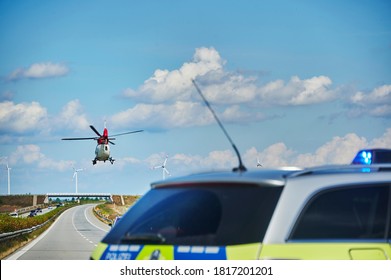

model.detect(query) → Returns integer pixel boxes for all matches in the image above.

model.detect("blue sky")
[0,0,390,195]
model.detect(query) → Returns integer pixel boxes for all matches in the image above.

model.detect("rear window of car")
[289,184,390,241]
[102,182,283,246]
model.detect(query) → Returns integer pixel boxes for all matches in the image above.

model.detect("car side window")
[290,184,389,241]
[103,184,283,246]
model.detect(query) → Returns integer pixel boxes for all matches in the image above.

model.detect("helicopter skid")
[92,157,115,165]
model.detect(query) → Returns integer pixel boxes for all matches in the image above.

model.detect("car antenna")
[192,79,247,172]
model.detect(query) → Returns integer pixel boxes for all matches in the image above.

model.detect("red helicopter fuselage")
[97,128,109,145]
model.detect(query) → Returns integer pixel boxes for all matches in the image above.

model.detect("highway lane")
[6,204,110,260]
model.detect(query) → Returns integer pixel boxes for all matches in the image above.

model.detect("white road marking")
[83,205,110,232]
[5,207,69,260]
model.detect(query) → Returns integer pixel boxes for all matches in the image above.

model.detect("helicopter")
[62,125,143,165]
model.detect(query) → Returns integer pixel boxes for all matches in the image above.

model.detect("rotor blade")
[62,137,97,141]
[90,125,102,137]
[108,137,116,145]
[110,130,143,137]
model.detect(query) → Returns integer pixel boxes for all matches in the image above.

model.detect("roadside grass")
[0,207,61,233]
[94,195,140,223]
[0,205,74,259]
[0,220,51,259]
[0,197,140,259]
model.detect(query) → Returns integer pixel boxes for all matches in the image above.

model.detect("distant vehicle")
[28,210,36,217]
[36,207,42,213]
[48,206,53,210]
[110,216,122,228]
[9,212,18,218]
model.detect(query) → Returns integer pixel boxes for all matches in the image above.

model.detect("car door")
[259,183,391,260]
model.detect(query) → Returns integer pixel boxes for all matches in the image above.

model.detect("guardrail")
[92,206,113,225]
[0,217,52,242]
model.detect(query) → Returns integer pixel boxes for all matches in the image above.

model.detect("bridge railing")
[46,193,112,197]
[45,193,113,203]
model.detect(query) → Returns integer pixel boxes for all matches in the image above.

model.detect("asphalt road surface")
[6,204,110,260]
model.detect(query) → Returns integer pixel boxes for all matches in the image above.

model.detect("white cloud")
[145,150,237,173]
[348,85,391,118]
[8,128,390,175]
[122,47,336,108]
[161,128,391,172]
[56,100,90,131]
[369,128,391,148]
[7,62,69,81]
[0,101,48,133]
[293,133,367,166]
[38,158,75,171]
[257,75,335,106]
[123,47,224,103]
[244,129,391,169]
[110,100,268,130]
[111,101,213,129]
[202,150,236,168]
[115,47,341,130]
[11,144,44,164]
[9,144,74,171]
[0,99,93,147]
[0,99,90,137]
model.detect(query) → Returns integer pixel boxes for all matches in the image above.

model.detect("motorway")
[6,204,110,260]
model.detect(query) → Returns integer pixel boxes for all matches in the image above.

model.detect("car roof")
[288,163,391,177]
[151,167,302,189]
[151,164,391,189]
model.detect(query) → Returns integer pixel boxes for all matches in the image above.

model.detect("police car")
[91,149,391,260]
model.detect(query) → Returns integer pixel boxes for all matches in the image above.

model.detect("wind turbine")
[153,155,170,180]
[0,157,11,195]
[256,157,263,167]
[6,162,11,195]
[72,167,83,193]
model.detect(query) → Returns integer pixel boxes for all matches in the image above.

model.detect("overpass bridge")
[44,193,113,203]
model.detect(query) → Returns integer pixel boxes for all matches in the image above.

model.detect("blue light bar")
[352,150,372,165]
[362,151,372,164]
